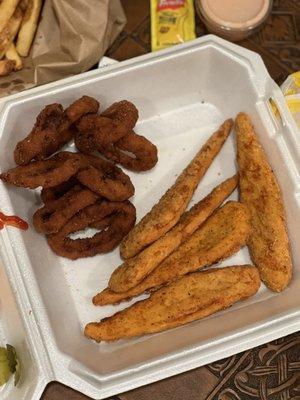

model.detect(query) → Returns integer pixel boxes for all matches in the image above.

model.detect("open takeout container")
[0,35,299,400]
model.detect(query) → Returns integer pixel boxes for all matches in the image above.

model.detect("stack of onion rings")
[0,95,159,260]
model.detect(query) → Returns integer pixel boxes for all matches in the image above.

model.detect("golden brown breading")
[119,119,234,259]
[86,265,260,342]
[109,175,238,293]
[94,201,250,305]
[235,113,292,292]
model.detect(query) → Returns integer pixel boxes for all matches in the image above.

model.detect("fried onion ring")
[100,100,138,136]
[99,131,158,172]
[0,156,82,189]
[14,103,65,165]
[76,154,135,201]
[14,96,99,165]
[60,95,100,130]
[74,116,111,154]
[47,200,136,259]
[41,177,79,204]
[74,100,157,171]
[48,151,134,201]
[74,100,138,152]
[33,185,99,234]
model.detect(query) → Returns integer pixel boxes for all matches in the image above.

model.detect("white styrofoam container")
[0,35,299,400]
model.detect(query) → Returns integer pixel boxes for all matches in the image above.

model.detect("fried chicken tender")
[235,113,292,292]
[86,265,260,342]
[120,119,233,260]
[94,201,250,305]
[109,175,238,293]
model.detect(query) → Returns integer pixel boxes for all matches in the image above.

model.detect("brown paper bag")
[0,0,126,97]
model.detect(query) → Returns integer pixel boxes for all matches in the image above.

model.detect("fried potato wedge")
[86,265,260,342]
[5,43,22,70]
[0,6,23,59]
[16,0,42,57]
[94,201,250,305]
[109,175,238,292]
[120,119,233,259]
[235,112,292,292]
[19,0,29,12]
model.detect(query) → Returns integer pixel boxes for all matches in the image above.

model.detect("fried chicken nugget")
[235,113,292,292]
[109,175,238,293]
[94,201,250,305]
[86,265,260,342]
[120,119,233,260]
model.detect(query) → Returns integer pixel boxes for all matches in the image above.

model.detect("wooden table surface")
[42,1,300,399]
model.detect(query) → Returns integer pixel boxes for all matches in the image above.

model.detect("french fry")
[19,0,28,12]
[0,59,15,76]
[5,43,22,70]
[0,7,23,59]
[0,0,20,34]
[16,0,42,57]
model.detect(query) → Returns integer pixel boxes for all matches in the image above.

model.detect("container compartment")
[0,36,299,399]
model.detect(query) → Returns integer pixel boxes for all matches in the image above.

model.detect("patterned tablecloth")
[42,1,300,399]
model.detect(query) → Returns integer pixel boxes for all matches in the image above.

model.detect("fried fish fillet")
[86,265,260,342]
[120,119,233,259]
[109,175,238,293]
[235,113,292,292]
[94,201,250,305]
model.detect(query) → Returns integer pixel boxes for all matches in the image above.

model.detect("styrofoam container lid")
[201,0,271,29]
[0,35,299,400]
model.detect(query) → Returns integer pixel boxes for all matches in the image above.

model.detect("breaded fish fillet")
[86,265,260,342]
[94,201,250,305]
[235,113,292,292]
[120,119,233,259]
[109,175,238,293]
